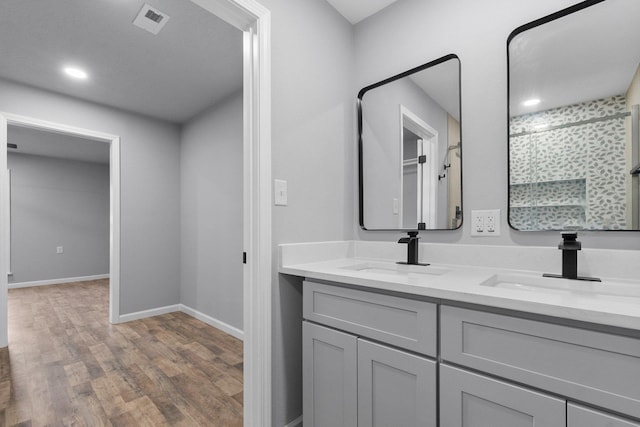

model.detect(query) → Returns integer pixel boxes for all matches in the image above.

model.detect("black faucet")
[397,231,429,266]
[543,232,600,282]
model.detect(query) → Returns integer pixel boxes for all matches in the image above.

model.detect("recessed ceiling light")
[63,66,88,80]
[523,98,541,107]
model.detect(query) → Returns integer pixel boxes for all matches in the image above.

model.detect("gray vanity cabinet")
[567,404,640,427]
[302,281,438,427]
[440,364,566,427]
[301,280,640,427]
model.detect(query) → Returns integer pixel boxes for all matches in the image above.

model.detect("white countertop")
[279,241,640,331]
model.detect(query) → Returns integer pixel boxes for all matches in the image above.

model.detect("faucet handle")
[398,231,419,243]
[559,232,581,250]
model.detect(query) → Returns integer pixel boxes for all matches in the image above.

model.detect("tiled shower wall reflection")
[510,95,627,230]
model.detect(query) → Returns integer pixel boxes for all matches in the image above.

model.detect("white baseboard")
[118,304,181,323]
[284,415,302,427]
[179,304,244,341]
[8,274,110,289]
[117,303,244,341]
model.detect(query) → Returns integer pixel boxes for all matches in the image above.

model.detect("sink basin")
[339,261,449,277]
[480,274,640,303]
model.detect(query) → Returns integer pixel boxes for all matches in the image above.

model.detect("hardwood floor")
[0,279,243,426]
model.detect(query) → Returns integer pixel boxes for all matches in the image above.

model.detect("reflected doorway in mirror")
[400,105,438,229]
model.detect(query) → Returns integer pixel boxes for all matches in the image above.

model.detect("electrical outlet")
[485,214,496,232]
[485,209,501,235]
[472,212,484,234]
[56,246,64,254]
[471,209,501,236]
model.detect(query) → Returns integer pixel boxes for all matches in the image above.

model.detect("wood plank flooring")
[0,279,243,426]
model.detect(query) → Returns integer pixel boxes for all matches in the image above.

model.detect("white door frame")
[399,105,438,228]
[0,113,121,326]
[1,0,272,425]
[190,1,273,425]
[186,0,272,427]
[0,114,7,348]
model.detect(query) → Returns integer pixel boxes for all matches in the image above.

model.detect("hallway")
[1,280,243,426]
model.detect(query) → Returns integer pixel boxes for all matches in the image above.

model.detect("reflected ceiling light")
[533,122,549,130]
[523,98,541,107]
[63,66,88,80]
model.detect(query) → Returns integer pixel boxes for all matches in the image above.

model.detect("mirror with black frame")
[358,54,462,231]
[508,0,640,231]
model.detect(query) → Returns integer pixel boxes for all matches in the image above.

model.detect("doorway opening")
[6,123,112,299]
[0,0,272,423]
[1,114,121,325]
[400,105,438,229]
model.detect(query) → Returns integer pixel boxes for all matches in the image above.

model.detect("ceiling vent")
[133,3,170,35]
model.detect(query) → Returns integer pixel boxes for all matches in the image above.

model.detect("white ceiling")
[0,0,242,125]
[1,0,242,163]
[325,0,400,24]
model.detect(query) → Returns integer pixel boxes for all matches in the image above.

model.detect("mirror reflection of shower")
[508,0,640,231]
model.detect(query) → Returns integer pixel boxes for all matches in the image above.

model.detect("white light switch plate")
[274,179,288,206]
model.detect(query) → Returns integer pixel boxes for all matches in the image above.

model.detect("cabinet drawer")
[441,305,640,418]
[568,403,640,427]
[303,281,437,356]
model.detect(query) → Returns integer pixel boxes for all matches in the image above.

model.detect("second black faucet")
[543,232,600,282]
[397,231,429,266]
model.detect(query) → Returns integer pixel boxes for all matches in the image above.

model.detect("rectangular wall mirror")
[508,0,640,231]
[358,54,462,231]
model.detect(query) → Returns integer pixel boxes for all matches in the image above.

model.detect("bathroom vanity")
[280,241,640,427]
[329,0,640,424]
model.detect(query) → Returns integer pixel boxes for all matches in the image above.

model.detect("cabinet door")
[568,403,640,427]
[358,339,436,427]
[303,321,357,427]
[440,364,565,427]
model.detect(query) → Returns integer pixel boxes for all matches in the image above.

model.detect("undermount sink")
[339,261,449,277]
[480,273,640,303]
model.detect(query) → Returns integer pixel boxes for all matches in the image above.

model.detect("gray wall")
[0,78,182,315]
[353,0,640,250]
[180,91,243,331]
[7,153,109,283]
[258,0,355,425]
